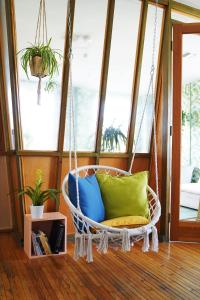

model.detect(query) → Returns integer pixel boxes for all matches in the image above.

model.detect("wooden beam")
[56,0,75,196]
[57,0,75,154]
[5,0,25,240]
[149,0,169,6]
[149,0,169,7]
[0,20,11,152]
[0,3,17,233]
[159,1,172,241]
[127,0,148,169]
[172,1,200,19]
[95,0,115,163]
[6,150,150,159]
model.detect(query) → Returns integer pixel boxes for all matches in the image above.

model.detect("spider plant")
[19,169,60,209]
[44,79,58,92]
[18,38,62,79]
[102,126,127,152]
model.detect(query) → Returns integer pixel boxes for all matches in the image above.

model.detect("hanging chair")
[62,0,161,262]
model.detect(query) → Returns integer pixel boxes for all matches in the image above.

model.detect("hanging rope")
[129,0,159,199]
[67,0,160,211]
[33,0,48,105]
[129,1,158,170]
[67,1,81,212]
[34,0,48,45]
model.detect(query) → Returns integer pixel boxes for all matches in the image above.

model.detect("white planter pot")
[30,205,44,218]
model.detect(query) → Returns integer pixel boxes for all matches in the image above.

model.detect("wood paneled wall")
[0,156,13,230]
[22,156,58,213]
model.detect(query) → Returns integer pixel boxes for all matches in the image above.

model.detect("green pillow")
[96,171,149,220]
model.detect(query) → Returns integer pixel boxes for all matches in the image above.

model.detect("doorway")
[171,23,200,242]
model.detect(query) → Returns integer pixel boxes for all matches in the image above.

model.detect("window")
[133,4,163,153]
[101,0,141,153]
[64,0,107,151]
[15,0,67,150]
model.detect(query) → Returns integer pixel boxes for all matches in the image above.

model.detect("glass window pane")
[0,0,15,149]
[172,10,200,23]
[134,4,163,153]
[15,0,67,150]
[101,0,141,153]
[64,0,107,151]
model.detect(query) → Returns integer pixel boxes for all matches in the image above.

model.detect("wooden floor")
[0,233,200,300]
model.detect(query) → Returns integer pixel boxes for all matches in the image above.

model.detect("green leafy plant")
[44,79,58,92]
[102,126,127,152]
[18,38,62,80]
[19,169,60,209]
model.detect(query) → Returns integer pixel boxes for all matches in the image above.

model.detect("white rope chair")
[62,165,161,262]
[62,0,161,262]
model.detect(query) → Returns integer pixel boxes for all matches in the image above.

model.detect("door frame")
[171,23,200,242]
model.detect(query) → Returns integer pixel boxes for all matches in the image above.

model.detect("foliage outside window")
[182,81,200,166]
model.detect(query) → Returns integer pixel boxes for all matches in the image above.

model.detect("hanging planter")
[29,56,49,78]
[17,0,62,104]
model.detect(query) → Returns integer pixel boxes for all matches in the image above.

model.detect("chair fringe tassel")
[74,233,93,263]
[122,230,131,252]
[142,230,150,252]
[142,226,159,253]
[97,231,108,254]
[86,234,93,263]
[151,225,159,252]
[74,225,158,262]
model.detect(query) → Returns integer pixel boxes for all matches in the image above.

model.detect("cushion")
[96,171,149,220]
[68,173,105,222]
[191,167,200,183]
[101,215,149,228]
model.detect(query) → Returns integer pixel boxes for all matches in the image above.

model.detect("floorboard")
[0,233,200,300]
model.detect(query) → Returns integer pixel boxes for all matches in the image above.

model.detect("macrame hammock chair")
[62,1,161,263]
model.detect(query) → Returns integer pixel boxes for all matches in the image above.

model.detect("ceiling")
[175,0,200,9]
[182,34,200,84]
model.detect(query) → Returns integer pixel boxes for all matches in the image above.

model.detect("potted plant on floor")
[19,169,60,218]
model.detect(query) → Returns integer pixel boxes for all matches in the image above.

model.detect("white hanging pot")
[30,205,44,218]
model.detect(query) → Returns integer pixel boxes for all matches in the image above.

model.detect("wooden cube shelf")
[24,212,67,259]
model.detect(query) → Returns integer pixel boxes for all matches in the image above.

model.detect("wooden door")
[171,23,200,242]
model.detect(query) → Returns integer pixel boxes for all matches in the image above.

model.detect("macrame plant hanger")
[62,0,161,262]
[33,0,48,105]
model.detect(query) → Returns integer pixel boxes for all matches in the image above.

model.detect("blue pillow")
[68,173,105,222]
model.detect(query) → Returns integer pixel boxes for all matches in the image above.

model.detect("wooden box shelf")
[24,212,67,259]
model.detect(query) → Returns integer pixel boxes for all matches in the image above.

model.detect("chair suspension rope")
[68,1,81,211]
[67,0,160,211]
[129,0,159,199]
